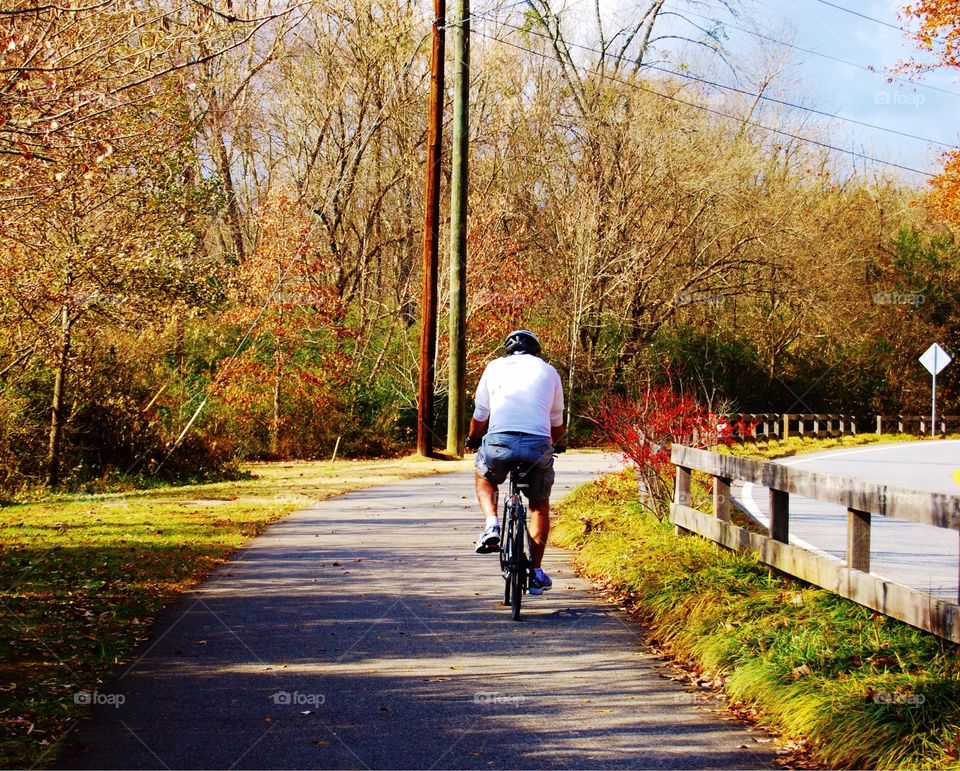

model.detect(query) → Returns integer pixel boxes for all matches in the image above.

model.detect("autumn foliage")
[901,2,960,227]
[2,1,960,493]
[591,386,732,512]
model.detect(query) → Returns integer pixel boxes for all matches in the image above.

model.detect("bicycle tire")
[503,529,512,606]
[510,518,523,621]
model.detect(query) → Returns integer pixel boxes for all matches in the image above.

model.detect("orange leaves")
[924,149,960,227]
[898,3,960,223]
[902,2,960,64]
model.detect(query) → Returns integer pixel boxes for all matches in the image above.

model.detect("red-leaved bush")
[592,385,732,515]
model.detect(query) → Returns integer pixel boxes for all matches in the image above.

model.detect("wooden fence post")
[770,489,789,543]
[847,508,871,572]
[714,476,731,522]
[876,415,882,434]
[675,465,692,536]
[783,413,790,440]
[675,465,691,505]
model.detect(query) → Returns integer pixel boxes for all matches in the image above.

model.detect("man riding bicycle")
[466,330,565,595]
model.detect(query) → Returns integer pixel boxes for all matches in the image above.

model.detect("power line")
[665,8,960,100]
[809,0,908,35]
[470,22,934,178]
[809,0,949,46]
[481,15,958,153]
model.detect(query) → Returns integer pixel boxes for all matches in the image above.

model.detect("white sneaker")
[474,524,500,554]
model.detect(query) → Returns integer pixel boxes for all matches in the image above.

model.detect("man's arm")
[550,368,565,448]
[551,423,566,447]
[467,417,488,449]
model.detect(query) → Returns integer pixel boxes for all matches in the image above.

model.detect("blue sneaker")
[529,567,552,595]
[474,524,500,554]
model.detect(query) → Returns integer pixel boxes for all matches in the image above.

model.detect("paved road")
[59,452,775,770]
[735,441,960,601]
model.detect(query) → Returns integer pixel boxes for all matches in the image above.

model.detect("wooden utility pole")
[446,0,469,457]
[417,0,446,457]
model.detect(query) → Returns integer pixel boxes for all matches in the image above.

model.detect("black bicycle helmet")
[504,329,541,356]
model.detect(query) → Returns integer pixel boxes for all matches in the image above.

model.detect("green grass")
[0,455,471,769]
[551,469,960,769]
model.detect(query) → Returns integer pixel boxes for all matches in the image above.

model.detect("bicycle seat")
[509,463,530,487]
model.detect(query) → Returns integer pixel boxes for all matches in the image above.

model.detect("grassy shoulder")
[722,431,960,461]
[0,455,471,769]
[551,469,960,770]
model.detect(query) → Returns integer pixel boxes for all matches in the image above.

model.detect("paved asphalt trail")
[59,453,774,770]
[735,441,960,600]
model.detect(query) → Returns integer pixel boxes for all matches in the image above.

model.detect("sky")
[471,0,960,185]
[742,0,959,184]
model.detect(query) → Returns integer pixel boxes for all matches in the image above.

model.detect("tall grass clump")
[552,469,960,770]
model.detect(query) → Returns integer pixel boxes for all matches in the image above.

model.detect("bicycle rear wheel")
[510,520,523,621]
[503,542,512,606]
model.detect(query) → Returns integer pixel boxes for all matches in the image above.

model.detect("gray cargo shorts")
[475,432,555,503]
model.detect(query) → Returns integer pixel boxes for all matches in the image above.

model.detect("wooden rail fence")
[720,413,960,441]
[670,444,960,643]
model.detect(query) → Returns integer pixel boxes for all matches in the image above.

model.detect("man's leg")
[527,498,550,568]
[475,472,498,521]
[475,472,501,553]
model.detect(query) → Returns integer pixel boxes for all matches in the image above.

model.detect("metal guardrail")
[669,444,960,643]
[720,413,960,442]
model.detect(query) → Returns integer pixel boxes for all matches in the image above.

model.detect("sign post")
[919,343,952,437]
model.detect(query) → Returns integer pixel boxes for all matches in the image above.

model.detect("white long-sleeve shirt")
[472,353,564,438]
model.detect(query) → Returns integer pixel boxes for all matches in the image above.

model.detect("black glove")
[553,444,567,454]
[465,436,482,451]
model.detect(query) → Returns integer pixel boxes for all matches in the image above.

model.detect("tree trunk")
[215,131,246,263]
[270,333,282,457]
[46,302,72,488]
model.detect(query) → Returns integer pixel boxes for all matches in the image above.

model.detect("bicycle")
[498,447,564,621]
